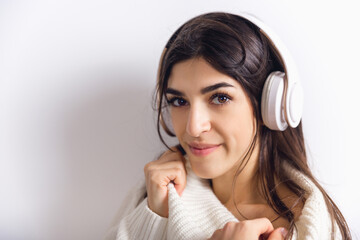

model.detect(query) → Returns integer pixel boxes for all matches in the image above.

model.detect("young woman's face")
[166,57,257,179]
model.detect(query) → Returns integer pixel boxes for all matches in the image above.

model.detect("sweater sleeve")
[103,179,168,240]
[116,198,168,240]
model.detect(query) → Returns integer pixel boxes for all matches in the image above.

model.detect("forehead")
[167,58,241,90]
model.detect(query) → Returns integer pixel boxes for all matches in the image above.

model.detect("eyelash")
[166,92,232,107]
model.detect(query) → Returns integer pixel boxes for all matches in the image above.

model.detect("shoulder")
[282,164,340,239]
[103,178,147,240]
[116,178,147,220]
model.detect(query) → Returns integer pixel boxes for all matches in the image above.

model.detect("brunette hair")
[154,12,351,239]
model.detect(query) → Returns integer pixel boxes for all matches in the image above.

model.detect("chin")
[187,156,223,179]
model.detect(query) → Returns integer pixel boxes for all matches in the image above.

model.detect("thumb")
[267,227,288,240]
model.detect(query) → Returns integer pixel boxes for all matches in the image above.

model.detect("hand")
[208,218,288,240]
[144,146,187,218]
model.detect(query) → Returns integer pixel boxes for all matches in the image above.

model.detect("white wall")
[1,1,359,239]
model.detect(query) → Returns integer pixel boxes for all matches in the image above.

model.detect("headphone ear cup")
[261,71,288,131]
[286,82,303,128]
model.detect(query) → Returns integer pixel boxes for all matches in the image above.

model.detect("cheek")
[170,109,187,136]
[216,106,255,151]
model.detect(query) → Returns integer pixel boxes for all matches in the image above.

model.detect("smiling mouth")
[188,144,221,157]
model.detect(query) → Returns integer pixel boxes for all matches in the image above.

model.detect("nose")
[186,103,211,137]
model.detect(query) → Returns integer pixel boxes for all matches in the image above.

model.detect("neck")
[211,143,263,206]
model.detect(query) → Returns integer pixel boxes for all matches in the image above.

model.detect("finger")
[246,218,274,237]
[148,159,186,171]
[147,167,185,187]
[155,152,180,163]
[156,148,185,163]
[267,227,288,240]
[147,167,186,195]
[221,221,237,238]
[166,167,187,196]
[145,156,185,175]
[157,147,187,174]
[207,228,222,240]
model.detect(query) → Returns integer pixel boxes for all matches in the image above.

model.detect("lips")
[188,142,221,157]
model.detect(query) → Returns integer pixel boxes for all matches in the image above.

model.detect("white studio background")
[0,0,359,239]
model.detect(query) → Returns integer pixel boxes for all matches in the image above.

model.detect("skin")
[208,219,287,240]
[144,57,296,239]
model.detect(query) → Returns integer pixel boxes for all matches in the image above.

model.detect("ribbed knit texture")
[104,161,341,240]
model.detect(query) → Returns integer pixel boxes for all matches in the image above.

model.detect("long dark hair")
[154,12,351,239]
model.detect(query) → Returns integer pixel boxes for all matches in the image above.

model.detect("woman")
[106,12,351,240]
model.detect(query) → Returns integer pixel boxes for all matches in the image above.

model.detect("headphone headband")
[238,13,303,129]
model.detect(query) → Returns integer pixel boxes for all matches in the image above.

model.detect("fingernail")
[280,228,288,238]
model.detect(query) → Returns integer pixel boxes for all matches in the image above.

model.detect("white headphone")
[239,13,303,131]
[160,12,303,132]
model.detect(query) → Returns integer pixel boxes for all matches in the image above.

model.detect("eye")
[167,97,188,107]
[211,93,231,105]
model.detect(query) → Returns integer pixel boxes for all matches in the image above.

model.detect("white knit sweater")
[105,162,340,240]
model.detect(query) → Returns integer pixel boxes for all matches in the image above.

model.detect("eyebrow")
[165,82,235,96]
